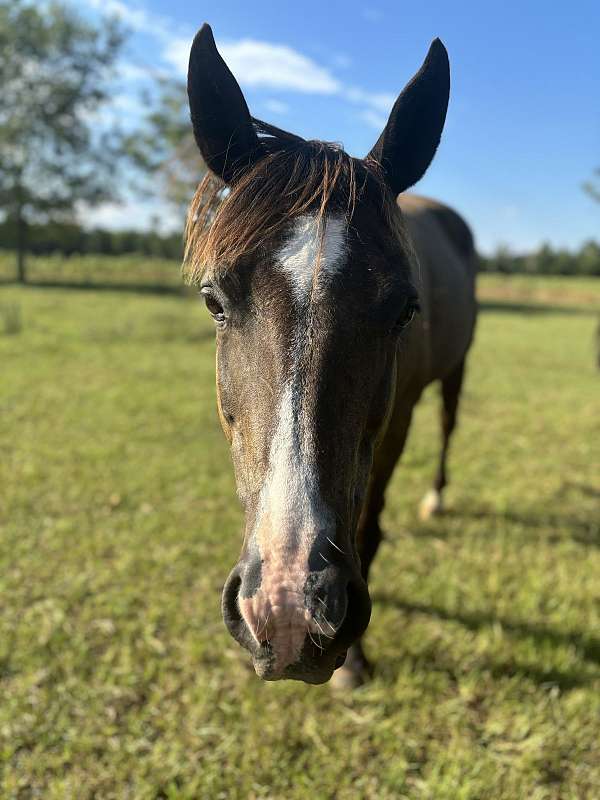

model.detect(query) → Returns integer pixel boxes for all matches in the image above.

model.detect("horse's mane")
[183,119,398,284]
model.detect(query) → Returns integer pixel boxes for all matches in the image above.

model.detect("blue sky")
[80,0,600,253]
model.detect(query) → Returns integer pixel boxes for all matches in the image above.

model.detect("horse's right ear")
[188,24,263,184]
[367,39,450,196]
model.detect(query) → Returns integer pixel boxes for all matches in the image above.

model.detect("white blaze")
[238,213,348,672]
[264,212,347,537]
[276,214,347,302]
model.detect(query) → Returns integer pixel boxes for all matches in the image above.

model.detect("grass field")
[1,256,599,799]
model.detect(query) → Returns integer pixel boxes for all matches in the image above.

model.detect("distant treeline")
[0,220,183,260]
[1,220,599,276]
[480,241,600,276]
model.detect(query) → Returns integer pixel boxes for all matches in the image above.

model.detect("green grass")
[0,252,184,290]
[1,261,599,799]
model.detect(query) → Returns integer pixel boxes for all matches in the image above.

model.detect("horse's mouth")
[251,646,348,684]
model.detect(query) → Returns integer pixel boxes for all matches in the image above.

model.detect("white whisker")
[322,616,337,633]
[259,612,271,645]
[314,619,334,640]
[326,536,346,555]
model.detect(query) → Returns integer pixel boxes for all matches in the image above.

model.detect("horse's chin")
[251,650,347,684]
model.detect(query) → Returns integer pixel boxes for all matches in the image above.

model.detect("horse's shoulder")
[398,193,476,271]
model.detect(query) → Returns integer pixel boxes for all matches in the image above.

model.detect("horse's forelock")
[183,125,397,285]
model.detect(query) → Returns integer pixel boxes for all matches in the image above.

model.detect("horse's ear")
[368,39,450,196]
[188,24,263,183]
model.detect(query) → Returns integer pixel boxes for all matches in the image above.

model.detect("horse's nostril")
[221,568,260,654]
[330,577,371,652]
[222,571,242,625]
[222,561,371,682]
[310,588,347,636]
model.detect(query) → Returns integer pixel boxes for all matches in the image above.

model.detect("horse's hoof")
[329,664,368,691]
[419,488,444,520]
[329,647,372,690]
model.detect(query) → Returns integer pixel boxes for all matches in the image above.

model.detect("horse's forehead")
[273,213,348,303]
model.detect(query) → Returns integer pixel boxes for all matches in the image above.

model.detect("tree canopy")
[0,0,125,280]
[125,79,206,216]
[583,167,600,204]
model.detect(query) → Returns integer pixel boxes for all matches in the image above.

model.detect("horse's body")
[368,194,477,520]
[185,24,478,685]
[399,194,477,390]
[342,194,477,685]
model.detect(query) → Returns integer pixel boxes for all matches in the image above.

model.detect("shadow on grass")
[485,509,596,546]
[415,500,600,548]
[372,592,600,689]
[555,480,600,500]
[478,299,596,316]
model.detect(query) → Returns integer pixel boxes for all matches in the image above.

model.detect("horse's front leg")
[330,401,417,689]
[330,513,383,689]
[419,358,466,520]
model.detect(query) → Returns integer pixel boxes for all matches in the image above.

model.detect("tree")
[125,79,207,217]
[0,1,125,281]
[583,167,600,204]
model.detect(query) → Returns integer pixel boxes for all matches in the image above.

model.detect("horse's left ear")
[368,39,450,196]
[188,23,263,183]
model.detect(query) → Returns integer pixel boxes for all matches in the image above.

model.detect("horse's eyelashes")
[201,288,226,324]
[205,295,223,316]
[393,299,420,332]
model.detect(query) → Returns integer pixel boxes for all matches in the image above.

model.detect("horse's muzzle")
[221,562,371,683]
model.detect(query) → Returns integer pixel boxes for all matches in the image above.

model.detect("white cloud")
[117,60,152,81]
[82,0,396,116]
[222,40,341,93]
[163,36,341,94]
[111,92,146,114]
[81,91,146,127]
[80,0,178,43]
[358,108,387,131]
[344,86,395,114]
[76,0,402,229]
[263,99,290,115]
[83,0,152,33]
[163,33,396,124]
[158,36,189,75]
[346,88,394,132]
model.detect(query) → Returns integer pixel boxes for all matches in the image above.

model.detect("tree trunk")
[16,205,27,283]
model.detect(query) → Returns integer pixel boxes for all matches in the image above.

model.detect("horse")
[184,24,477,687]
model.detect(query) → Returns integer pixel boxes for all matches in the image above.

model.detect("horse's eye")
[394,299,420,331]
[201,289,226,324]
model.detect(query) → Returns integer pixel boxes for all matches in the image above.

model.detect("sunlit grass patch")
[0,266,598,799]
